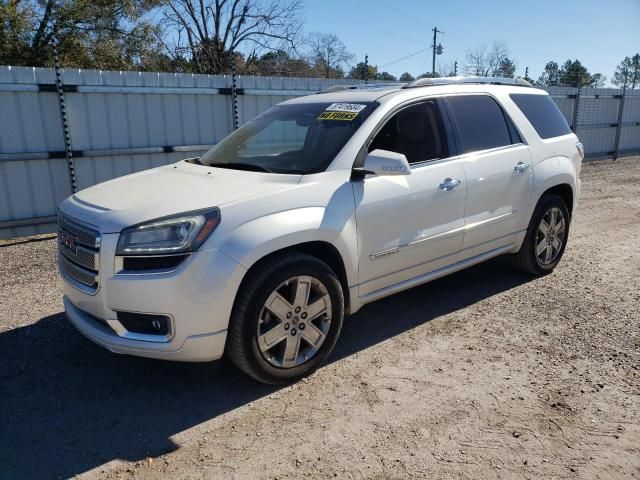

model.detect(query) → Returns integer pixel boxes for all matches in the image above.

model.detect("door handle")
[439,178,462,191]
[514,162,530,173]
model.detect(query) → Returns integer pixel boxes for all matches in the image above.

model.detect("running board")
[359,244,514,305]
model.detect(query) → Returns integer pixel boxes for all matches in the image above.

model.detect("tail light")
[576,141,585,161]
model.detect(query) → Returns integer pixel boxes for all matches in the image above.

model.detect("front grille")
[58,212,101,292]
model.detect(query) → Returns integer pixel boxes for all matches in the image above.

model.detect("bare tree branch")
[161,0,303,73]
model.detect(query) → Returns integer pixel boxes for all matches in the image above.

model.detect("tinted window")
[447,95,513,154]
[510,93,572,139]
[368,101,448,164]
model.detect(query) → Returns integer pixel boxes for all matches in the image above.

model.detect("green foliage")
[398,72,414,82]
[612,54,640,89]
[376,71,396,81]
[417,72,440,79]
[496,57,515,78]
[0,0,164,70]
[537,59,605,87]
[347,62,377,80]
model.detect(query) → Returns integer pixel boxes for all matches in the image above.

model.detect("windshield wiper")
[208,162,273,173]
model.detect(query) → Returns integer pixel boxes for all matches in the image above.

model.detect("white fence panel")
[0,67,72,238]
[1,65,639,239]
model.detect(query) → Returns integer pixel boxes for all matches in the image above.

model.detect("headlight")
[116,208,220,256]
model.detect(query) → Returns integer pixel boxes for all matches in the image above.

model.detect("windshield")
[199,101,377,174]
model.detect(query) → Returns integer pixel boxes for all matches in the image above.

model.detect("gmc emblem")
[60,229,77,253]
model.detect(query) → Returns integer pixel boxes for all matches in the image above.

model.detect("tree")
[537,59,604,88]
[244,48,311,76]
[0,0,163,70]
[465,42,513,77]
[162,0,303,74]
[305,32,353,78]
[347,62,377,81]
[376,71,396,81]
[558,59,591,87]
[465,45,490,76]
[590,73,607,88]
[537,61,560,86]
[496,57,516,78]
[437,61,457,77]
[398,72,414,82]
[612,54,640,89]
[417,72,440,79]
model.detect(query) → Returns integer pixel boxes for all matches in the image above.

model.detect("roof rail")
[318,82,404,93]
[403,76,533,88]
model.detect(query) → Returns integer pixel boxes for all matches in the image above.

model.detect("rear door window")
[510,93,572,139]
[447,95,514,154]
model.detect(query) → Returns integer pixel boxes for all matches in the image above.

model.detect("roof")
[280,77,543,106]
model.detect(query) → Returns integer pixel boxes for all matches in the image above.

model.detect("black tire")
[511,193,571,275]
[226,251,344,384]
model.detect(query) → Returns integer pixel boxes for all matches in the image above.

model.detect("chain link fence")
[1,66,639,239]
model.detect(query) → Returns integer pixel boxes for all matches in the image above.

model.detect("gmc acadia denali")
[58,77,583,384]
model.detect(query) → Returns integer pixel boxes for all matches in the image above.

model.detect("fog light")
[117,312,170,336]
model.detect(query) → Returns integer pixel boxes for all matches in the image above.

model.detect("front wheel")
[226,251,344,384]
[511,194,570,275]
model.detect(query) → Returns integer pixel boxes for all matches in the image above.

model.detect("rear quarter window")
[510,93,572,139]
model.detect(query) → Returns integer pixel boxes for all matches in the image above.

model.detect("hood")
[60,161,301,233]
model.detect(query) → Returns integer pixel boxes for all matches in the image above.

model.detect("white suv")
[58,77,583,384]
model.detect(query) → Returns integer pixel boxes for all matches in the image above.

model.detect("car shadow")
[0,256,532,479]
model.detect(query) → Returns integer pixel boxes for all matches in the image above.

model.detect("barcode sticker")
[325,103,367,113]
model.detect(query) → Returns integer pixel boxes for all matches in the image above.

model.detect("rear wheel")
[511,194,570,275]
[226,251,344,384]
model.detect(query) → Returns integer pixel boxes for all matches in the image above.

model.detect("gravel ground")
[1,156,639,480]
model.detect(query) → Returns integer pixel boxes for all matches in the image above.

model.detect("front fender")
[216,206,359,288]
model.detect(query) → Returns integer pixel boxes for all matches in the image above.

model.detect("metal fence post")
[231,51,240,131]
[571,87,581,134]
[52,28,77,194]
[613,85,627,161]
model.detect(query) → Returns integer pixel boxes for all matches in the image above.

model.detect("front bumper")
[61,231,247,362]
[64,297,227,361]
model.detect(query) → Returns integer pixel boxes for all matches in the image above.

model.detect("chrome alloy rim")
[536,207,566,265]
[257,275,332,368]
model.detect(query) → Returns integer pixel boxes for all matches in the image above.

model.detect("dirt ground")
[1,156,639,480]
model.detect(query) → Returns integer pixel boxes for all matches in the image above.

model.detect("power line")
[378,47,431,69]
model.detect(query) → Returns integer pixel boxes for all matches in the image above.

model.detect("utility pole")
[454,61,457,76]
[431,27,444,77]
[524,66,529,81]
[364,54,369,84]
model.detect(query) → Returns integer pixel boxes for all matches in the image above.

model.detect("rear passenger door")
[445,94,533,259]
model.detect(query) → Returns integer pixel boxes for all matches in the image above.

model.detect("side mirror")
[356,149,411,178]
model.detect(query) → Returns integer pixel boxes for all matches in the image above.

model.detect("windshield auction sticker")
[318,103,367,121]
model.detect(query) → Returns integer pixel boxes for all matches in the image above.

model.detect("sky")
[302,0,640,84]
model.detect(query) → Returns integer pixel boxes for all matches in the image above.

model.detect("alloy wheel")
[536,207,566,265]
[257,275,332,368]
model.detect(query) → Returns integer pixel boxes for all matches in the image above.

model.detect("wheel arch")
[542,183,574,217]
[234,241,352,314]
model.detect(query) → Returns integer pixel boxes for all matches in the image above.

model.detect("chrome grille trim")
[58,213,100,249]
[58,212,101,293]
[59,254,99,289]
[59,244,97,270]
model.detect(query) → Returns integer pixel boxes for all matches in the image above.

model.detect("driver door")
[353,100,467,297]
